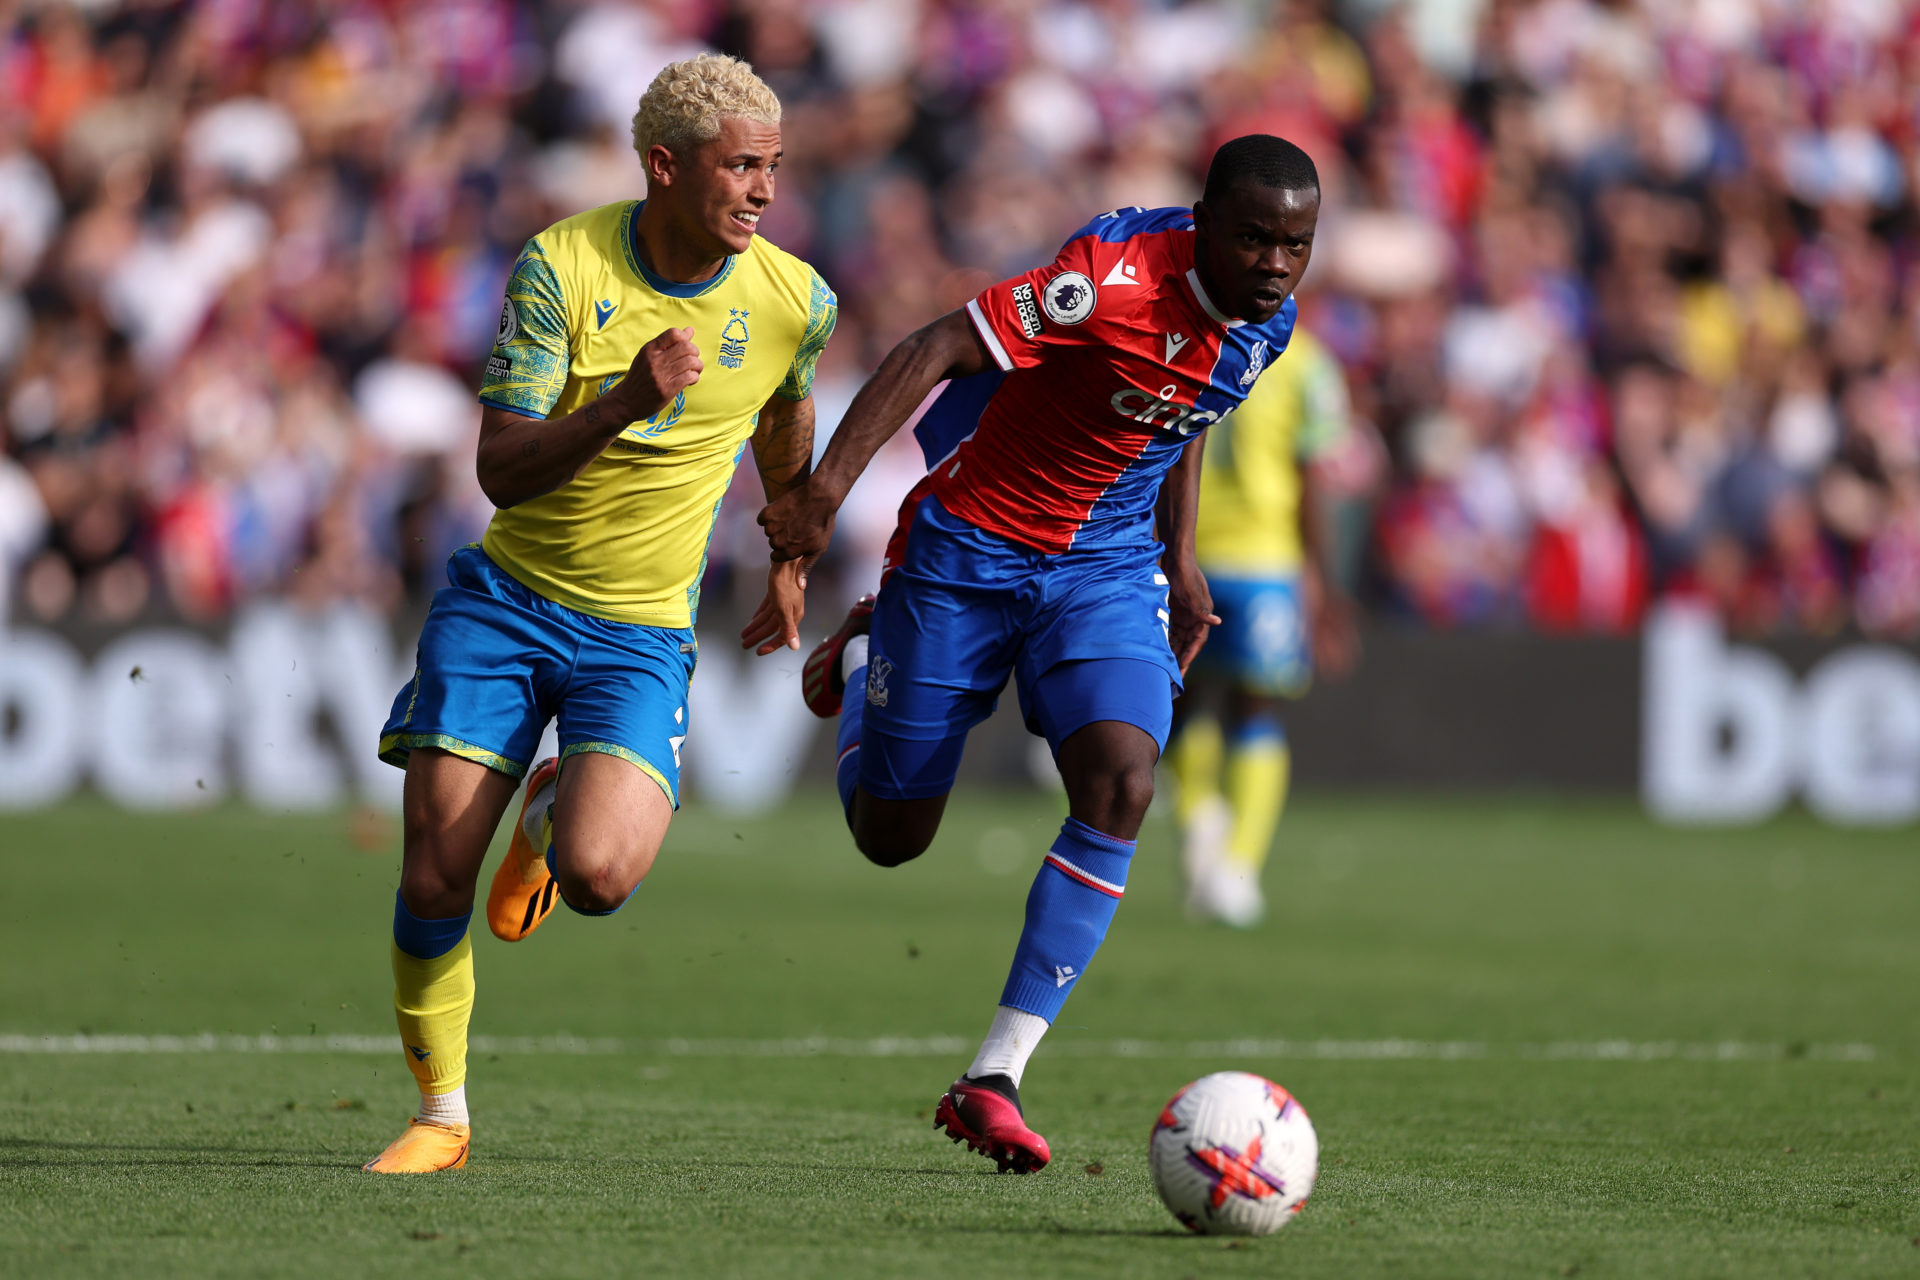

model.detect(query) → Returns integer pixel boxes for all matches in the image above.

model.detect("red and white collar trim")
[1184,267,1245,328]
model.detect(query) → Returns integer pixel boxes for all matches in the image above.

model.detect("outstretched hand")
[740,558,809,656]
[1167,563,1220,676]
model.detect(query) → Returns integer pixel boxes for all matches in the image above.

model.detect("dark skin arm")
[1299,460,1359,679]
[1155,434,1222,675]
[476,326,702,509]
[758,309,991,563]
[740,392,817,655]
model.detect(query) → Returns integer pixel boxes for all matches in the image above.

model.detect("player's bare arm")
[1157,434,1222,674]
[757,309,991,563]
[741,390,817,654]
[475,327,703,509]
[1298,469,1359,679]
[752,389,815,501]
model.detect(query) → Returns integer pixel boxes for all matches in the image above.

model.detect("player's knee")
[853,826,932,868]
[1114,763,1157,821]
[399,836,478,918]
[1077,762,1156,829]
[398,862,469,920]
[1227,690,1285,728]
[848,793,942,867]
[555,860,639,915]
[548,814,662,914]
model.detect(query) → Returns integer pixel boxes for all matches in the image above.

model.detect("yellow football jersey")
[477,200,836,628]
[1193,328,1351,574]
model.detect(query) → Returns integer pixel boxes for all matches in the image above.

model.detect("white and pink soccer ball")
[1148,1071,1318,1236]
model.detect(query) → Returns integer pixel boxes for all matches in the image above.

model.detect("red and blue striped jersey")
[914,206,1298,554]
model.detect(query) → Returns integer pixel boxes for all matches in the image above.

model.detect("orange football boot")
[362,1118,470,1173]
[487,756,561,941]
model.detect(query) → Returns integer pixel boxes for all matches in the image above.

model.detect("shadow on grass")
[687,1157,975,1178]
[473,1152,977,1180]
[0,1138,1140,1188]
[0,1135,351,1170]
[949,1224,1192,1239]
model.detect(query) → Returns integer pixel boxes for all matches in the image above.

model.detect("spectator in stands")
[0,0,1915,645]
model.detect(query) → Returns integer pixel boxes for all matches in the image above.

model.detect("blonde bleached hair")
[631,53,781,160]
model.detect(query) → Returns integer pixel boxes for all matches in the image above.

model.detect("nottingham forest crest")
[719,309,751,369]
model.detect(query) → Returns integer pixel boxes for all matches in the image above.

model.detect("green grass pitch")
[1,790,1915,1278]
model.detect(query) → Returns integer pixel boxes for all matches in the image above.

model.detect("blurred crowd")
[2,0,1918,640]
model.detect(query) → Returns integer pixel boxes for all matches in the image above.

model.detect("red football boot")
[800,594,876,718]
[934,1074,1051,1174]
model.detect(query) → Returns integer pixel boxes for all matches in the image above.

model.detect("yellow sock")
[1168,714,1225,826]
[392,933,474,1096]
[1224,734,1290,874]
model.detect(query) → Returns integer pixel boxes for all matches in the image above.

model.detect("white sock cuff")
[520,772,558,847]
[417,1083,469,1127]
[966,1005,1050,1088]
[841,634,871,684]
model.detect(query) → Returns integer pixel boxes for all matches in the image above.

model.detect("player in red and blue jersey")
[760,136,1320,1172]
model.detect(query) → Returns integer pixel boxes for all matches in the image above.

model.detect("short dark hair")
[1202,134,1319,205]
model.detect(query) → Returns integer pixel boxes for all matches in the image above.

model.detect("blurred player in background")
[1167,327,1359,928]
[363,54,835,1173]
[763,136,1319,1174]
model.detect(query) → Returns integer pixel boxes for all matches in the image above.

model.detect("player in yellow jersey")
[1167,328,1357,927]
[362,54,836,1173]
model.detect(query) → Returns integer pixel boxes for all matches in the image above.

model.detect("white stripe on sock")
[841,635,870,686]
[967,1005,1050,1087]
[417,1083,468,1127]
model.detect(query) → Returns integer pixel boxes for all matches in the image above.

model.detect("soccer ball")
[1148,1071,1318,1236]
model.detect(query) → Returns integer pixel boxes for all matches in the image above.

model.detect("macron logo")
[1054,965,1077,988]
[1164,332,1189,363]
[1101,260,1140,286]
[409,1046,431,1061]
[594,299,617,329]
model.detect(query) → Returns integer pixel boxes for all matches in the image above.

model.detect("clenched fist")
[611,327,702,423]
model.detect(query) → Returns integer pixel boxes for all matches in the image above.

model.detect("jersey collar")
[1184,267,1245,328]
[622,201,738,299]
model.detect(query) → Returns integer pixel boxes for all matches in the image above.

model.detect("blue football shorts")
[1189,570,1312,697]
[857,494,1181,801]
[378,545,694,806]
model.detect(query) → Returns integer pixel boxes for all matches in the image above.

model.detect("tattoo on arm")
[754,400,814,500]
[521,438,540,457]
[758,419,794,481]
[583,402,603,428]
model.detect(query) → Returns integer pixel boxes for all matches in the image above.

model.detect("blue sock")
[835,663,866,822]
[391,890,470,959]
[543,842,640,917]
[998,818,1135,1020]
[1229,710,1285,748]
